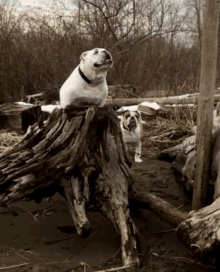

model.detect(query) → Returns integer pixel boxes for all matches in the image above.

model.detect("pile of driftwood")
[1,104,220,268]
[159,126,220,266]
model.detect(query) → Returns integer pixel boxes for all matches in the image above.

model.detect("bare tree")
[0,0,207,102]
[183,0,205,51]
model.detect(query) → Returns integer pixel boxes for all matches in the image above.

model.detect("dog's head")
[80,48,113,71]
[121,110,141,131]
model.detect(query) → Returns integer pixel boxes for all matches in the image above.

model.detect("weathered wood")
[192,0,219,209]
[0,103,43,133]
[106,94,220,108]
[159,127,220,201]
[210,127,220,200]
[176,197,220,266]
[130,192,187,227]
[26,90,59,104]
[106,95,199,108]
[0,106,140,268]
[158,135,196,163]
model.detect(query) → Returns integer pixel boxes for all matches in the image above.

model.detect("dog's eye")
[94,49,99,54]
[124,113,130,118]
[135,111,140,118]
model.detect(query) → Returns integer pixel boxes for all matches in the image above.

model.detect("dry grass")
[142,106,195,152]
[0,129,23,153]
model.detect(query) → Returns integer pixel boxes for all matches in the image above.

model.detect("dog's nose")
[128,117,137,130]
[104,51,111,60]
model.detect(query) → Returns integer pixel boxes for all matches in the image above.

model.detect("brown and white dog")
[60,48,113,109]
[119,110,144,163]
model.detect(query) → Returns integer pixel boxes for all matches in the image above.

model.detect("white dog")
[119,110,144,163]
[60,48,113,109]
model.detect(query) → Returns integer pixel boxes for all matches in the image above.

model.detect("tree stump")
[176,197,220,266]
[0,103,43,133]
[0,106,140,268]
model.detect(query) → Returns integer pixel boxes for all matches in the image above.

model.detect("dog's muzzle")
[94,50,112,67]
[127,117,137,131]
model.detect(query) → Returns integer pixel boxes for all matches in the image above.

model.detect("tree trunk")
[192,0,219,209]
[0,106,140,268]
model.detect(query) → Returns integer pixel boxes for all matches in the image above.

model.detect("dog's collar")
[79,66,91,84]
[78,66,103,85]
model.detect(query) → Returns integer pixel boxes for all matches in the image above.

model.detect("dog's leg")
[134,141,142,163]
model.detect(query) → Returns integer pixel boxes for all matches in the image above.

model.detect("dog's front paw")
[135,154,142,163]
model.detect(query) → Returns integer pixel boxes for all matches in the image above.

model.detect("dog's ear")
[80,51,88,61]
[134,110,141,118]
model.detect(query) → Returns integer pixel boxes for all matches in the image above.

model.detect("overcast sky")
[1,0,77,9]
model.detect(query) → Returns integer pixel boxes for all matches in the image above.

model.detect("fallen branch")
[0,263,30,270]
[151,229,176,235]
[151,252,217,270]
[93,263,133,272]
[130,191,188,227]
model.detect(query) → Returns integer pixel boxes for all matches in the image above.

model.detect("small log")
[106,96,199,108]
[130,191,187,227]
[0,106,140,268]
[26,90,59,104]
[0,103,43,133]
[176,197,220,266]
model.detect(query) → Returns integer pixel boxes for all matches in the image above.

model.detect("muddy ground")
[0,124,218,272]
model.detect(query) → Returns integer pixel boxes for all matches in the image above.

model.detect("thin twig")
[45,260,72,265]
[176,203,186,210]
[0,262,30,270]
[13,252,29,261]
[82,229,100,249]
[5,247,38,256]
[151,229,176,235]
[102,247,122,269]
[151,252,217,270]
[44,236,74,245]
[93,264,131,272]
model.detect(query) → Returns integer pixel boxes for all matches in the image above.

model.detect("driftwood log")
[158,126,220,266]
[158,127,220,200]
[26,89,59,104]
[106,93,220,108]
[176,197,220,266]
[130,192,187,227]
[0,106,140,268]
[0,103,43,133]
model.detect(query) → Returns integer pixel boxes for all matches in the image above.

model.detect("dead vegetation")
[0,130,23,153]
[142,106,195,152]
